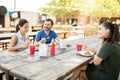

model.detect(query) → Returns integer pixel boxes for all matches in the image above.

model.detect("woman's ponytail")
[102,22,120,43]
[16,24,20,32]
[112,24,120,42]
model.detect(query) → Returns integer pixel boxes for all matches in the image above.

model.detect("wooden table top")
[0,45,74,80]
[0,45,73,70]
[9,49,92,80]
[0,35,101,80]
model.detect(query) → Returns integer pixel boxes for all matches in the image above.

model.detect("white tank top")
[15,31,29,50]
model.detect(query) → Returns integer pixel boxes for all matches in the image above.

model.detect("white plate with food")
[77,50,95,57]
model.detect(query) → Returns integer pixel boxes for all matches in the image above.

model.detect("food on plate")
[77,50,94,57]
[84,51,91,55]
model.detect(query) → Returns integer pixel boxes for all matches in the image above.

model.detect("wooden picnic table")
[0,28,16,33]
[55,30,68,39]
[0,32,36,40]
[0,33,15,40]
[0,31,68,50]
[0,35,101,80]
[9,49,92,80]
[29,30,68,39]
[0,44,73,80]
[0,30,68,41]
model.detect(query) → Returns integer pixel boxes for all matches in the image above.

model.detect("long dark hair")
[101,22,120,43]
[16,19,28,32]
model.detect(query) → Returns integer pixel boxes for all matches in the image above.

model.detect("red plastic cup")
[77,44,82,51]
[50,42,55,56]
[30,44,35,55]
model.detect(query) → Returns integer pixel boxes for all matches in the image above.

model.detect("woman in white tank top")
[8,19,31,51]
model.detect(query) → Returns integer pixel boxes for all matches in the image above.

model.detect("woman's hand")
[25,39,31,45]
[22,39,31,48]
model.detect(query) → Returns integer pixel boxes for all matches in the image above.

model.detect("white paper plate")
[77,50,95,57]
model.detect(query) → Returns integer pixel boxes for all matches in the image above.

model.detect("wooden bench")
[0,39,11,50]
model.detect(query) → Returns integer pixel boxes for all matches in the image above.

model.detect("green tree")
[40,0,76,18]
[40,0,120,23]
[78,0,120,18]
[76,0,120,24]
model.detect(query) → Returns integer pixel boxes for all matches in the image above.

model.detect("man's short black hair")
[45,18,54,26]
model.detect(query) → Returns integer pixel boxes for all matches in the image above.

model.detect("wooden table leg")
[63,33,67,39]
[2,43,4,50]
[70,67,81,80]
[0,70,5,80]
[6,71,14,80]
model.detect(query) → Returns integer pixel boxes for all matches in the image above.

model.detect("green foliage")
[40,0,74,18]
[40,0,120,18]
[77,0,120,18]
